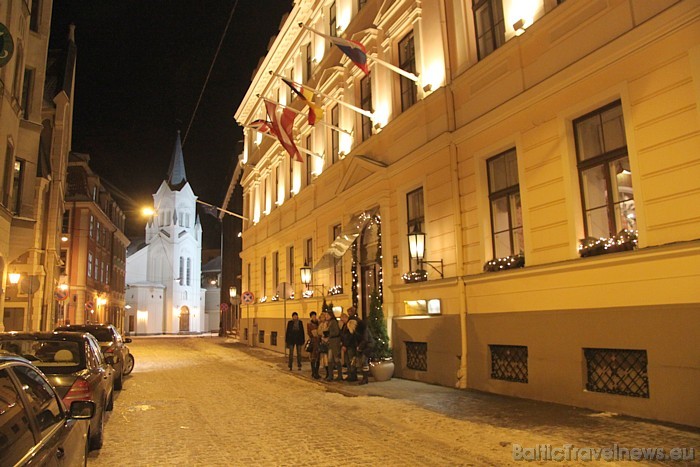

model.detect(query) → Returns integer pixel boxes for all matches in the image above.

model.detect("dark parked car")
[56,323,134,390]
[0,350,96,466]
[0,332,114,450]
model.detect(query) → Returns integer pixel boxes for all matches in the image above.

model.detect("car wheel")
[115,371,123,390]
[124,354,135,375]
[106,390,114,411]
[89,409,104,450]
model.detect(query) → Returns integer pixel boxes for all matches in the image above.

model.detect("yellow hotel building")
[232,0,700,426]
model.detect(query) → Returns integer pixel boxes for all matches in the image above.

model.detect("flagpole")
[253,130,325,161]
[269,72,374,120]
[258,95,352,136]
[299,23,420,83]
[196,199,248,221]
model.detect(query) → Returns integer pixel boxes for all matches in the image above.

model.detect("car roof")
[0,349,32,364]
[56,324,112,330]
[0,331,91,342]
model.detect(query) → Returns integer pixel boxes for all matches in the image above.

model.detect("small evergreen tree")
[322,299,333,315]
[367,289,392,360]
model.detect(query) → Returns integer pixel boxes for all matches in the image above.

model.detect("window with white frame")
[272,251,279,291]
[487,149,523,259]
[305,42,313,83]
[304,238,313,283]
[261,256,267,297]
[179,256,184,286]
[87,253,93,278]
[473,0,506,60]
[360,75,372,141]
[329,2,337,37]
[287,245,295,284]
[186,258,192,286]
[331,105,339,163]
[306,134,313,185]
[574,101,635,238]
[406,187,424,271]
[398,31,417,111]
[11,159,24,214]
[332,224,343,289]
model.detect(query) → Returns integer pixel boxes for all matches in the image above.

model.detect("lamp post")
[228,286,237,336]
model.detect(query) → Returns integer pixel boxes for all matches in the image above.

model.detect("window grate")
[490,344,528,383]
[406,341,427,371]
[258,330,264,344]
[244,328,248,341]
[270,331,278,346]
[584,348,649,398]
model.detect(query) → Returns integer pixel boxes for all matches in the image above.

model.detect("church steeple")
[167,131,188,190]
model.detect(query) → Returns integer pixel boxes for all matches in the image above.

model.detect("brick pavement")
[88,337,699,466]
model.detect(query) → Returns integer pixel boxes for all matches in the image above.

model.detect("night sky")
[49,1,294,248]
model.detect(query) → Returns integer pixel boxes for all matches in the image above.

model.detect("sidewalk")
[226,339,700,458]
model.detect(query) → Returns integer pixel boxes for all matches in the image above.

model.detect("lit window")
[473,0,506,60]
[406,187,424,271]
[487,149,523,258]
[398,31,417,111]
[360,75,372,141]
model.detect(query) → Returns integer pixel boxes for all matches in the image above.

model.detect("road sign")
[85,300,94,311]
[220,302,229,312]
[54,288,68,301]
[241,291,255,305]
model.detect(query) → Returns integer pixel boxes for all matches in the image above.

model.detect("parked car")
[56,324,134,390]
[0,331,114,450]
[0,350,96,466]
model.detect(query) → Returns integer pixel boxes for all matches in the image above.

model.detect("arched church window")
[186,258,192,286]
[179,257,184,285]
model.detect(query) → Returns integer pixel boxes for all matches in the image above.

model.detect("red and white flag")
[265,100,302,162]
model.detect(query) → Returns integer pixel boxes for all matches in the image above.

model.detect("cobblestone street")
[88,337,699,466]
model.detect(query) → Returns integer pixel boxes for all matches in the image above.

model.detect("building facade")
[62,152,129,329]
[0,1,81,333]
[125,133,206,335]
[231,0,700,427]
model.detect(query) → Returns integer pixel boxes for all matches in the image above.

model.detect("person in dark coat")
[307,311,320,379]
[342,307,360,382]
[355,316,374,385]
[286,312,305,370]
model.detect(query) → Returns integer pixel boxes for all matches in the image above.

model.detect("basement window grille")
[270,331,278,346]
[405,341,427,371]
[258,330,265,344]
[243,328,248,341]
[490,344,528,383]
[584,348,649,398]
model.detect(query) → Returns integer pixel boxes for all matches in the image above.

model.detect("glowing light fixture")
[229,286,237,299]
[8,272,20,284]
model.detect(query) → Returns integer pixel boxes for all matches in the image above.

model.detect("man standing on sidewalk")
[286,312,305,370]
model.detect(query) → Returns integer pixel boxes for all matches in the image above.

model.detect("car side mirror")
[125,338,132,344]
[69,400,96,420]
[105,355,115,365]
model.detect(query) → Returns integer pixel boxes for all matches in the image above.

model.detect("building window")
[360,75,372,141]
[331,105,339,163]
[406,187,424,271]
[87,253,93,278]
[305,42,313,83]
[179,257,184,286]
[270,331,278,346]
[306,134,313,185]
[21,69,34,120]
[574,101,635,239]
[2,142,14,207]
[62,211,70,233]
[406,342,428,371]
[272,251,279,291]
[186,258,192,286]
[287,246,295,284]
[94,258,99,281]
[11,159,24,214]
[473,0,506,60]
[258,330,265,344]
[332,224,343,290]
[490,344,528,383]
[30,0,41,32]
[584,348,649,398]
[398,31,417,111]
[329,2,337,37]
[261,256,267,297]
[89,215,94,239]
[304,238,313,275]
[487,149,523,259]
[96,222,101,244]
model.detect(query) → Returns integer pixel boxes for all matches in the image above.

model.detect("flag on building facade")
[249,119,272,134]
[200,204,219,218]
[328,36,370,75]
[264,99,302,162]
[281,78,324,125]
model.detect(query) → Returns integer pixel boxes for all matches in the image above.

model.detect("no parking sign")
[241,291,255,305]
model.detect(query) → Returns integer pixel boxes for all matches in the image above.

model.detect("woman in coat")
[307,311,321,379]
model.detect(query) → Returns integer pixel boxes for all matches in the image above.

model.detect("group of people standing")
[285,306,374,385]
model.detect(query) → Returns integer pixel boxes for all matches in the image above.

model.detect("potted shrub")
[367,289,394,381]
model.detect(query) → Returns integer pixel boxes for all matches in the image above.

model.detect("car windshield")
[59,327,112,342]
[0,339,82,374]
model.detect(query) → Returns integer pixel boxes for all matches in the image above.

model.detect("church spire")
[167,131,188,190]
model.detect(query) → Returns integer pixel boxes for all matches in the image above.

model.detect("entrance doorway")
[179,306,190,332]
[358,215,382,320]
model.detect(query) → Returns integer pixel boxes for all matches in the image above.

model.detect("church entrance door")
[179,306,190,333]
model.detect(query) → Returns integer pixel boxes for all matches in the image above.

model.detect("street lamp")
[300,263,325,298]
[8,272,20,284]
[228,286,237,336]
[407,226,444,278]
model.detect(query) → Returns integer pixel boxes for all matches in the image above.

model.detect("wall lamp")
[300,262,325,297]
[407,226,444,279]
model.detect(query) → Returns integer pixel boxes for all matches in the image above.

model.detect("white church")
[124,132,206,334]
